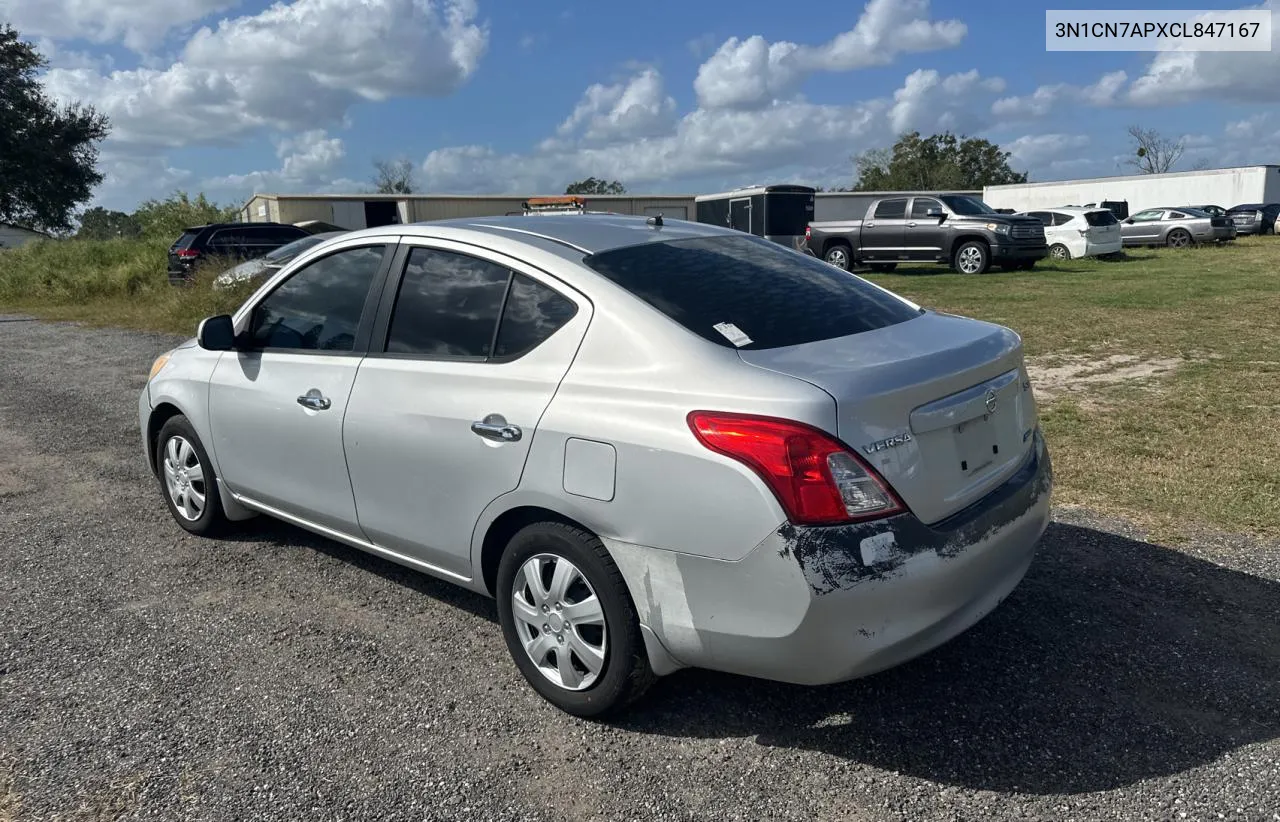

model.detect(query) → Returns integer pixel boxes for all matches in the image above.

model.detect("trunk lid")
[738,311,1039,525]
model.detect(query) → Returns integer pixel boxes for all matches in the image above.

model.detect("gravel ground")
[1,316,1278,822]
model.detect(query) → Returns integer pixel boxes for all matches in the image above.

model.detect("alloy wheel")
[510,553,608,691]
[825,248,849,270]
[957,246,984,274]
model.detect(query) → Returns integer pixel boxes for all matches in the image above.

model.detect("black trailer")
[694,184,815,249]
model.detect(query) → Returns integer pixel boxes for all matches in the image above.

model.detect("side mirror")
[197,314,236,351]
[926,208,944,218]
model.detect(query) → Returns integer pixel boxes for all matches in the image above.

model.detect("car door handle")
[907,222,917,228]
[297,389,332,411]
[471,414,522,442]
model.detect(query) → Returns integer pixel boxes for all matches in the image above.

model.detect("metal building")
[241,193,698,230]
[983,166,1280,214]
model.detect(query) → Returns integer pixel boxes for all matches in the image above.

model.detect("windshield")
[263,235,324,263]
[939,195,996,216]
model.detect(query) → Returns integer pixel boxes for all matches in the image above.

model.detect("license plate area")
[955,415,1000,476]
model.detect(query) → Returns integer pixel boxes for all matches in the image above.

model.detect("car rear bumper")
[991,243,1047,262]
[1083,238,1122,256]
[611,430,1053,686]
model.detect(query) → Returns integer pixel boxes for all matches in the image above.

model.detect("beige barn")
[240,193,698,230]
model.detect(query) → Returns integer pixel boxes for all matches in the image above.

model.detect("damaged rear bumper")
[612,430,1053,686]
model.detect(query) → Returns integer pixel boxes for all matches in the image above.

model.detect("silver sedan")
[1120,207,1235,247]
[139,215,1052,716]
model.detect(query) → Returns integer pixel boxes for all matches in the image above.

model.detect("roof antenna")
[646,213,664,227]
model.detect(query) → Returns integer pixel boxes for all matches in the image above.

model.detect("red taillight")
[805,225,811,239]
[176,249,200,258]
[687,411,904,526]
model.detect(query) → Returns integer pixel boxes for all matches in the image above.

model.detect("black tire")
[1048,243,1071,261]
[155,415,227,536]
[953,240,990,274]
[823,243,852,271]
[496,521,655,718]
[1166,229,1192,248]
[868,263,897,273]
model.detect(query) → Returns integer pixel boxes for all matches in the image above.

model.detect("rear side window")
[386,248,510,358]
[1085,211,1118,227]
[582,235,920,350]
[873,199,908,219]
[1049,212,1075,226]
[249,245,386,351]
[494,275,577,359]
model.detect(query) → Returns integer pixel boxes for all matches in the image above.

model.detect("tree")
[77,207,141,240]
[372,159,415,194]
[0,25,111,233]
[1125,125,1184,175]
[564,177,626,195]
[852,132,1028,191]
[132,191,239,240]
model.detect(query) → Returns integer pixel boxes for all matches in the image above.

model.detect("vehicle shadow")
[616,522,1280,795]
[211,516,499,623]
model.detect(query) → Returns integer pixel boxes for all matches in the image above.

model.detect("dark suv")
[168,222,311,285]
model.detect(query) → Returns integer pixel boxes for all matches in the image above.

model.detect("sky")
[4,0,1277,211]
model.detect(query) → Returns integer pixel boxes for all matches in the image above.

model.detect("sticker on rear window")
[712,322,753,347]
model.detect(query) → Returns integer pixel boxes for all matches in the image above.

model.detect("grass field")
[2,233,1277,540]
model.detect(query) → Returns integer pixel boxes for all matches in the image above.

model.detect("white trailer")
[983,165,1280,215]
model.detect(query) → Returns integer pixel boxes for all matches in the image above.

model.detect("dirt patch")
[1027,353,1184,403]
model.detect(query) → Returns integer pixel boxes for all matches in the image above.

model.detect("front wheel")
[1166,229,1192,248]
[156,415,227,536]
[823,244,852,270]
[496,522,655,718]
[953,241,990,274]
[1048,243,1071,261]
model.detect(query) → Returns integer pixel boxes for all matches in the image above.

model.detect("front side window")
[248,245,386,351]
[910,198,942,219]
[1130,210,1163,222]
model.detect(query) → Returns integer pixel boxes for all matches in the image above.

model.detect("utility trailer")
[694,185,815,250]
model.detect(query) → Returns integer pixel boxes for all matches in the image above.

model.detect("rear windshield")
[1228,204,1262,213]
[582,235,921,350]
[171,230,201,251]
[264,235,323,262]
[1085,211,1119,227]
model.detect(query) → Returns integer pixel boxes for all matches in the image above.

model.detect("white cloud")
[1128,1,1279,105]
[991,71,1127,120]
[422,63,1006,194]
[693,0,966,109]
[552,69,677,145]
[889,69,1005,134]
[201,130,349,197]
[1005,133,1091,169]
[43,0,488,148]
[1,0,238,53]
[92,151,196,211]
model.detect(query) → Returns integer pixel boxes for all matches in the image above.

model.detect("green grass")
[0,236,255,334]
[867,236,1280,539]
[2,234,1278,539]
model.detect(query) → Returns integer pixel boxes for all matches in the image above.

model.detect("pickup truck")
[802,194,1049,274]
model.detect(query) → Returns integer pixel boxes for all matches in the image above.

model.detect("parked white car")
[1018,207,1123,261]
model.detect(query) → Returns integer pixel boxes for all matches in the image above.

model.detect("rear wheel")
[953,241,990,274]
[496,521,655,718]
[823,243,852,270]
[867,263,898,273]
[1166,229,1192,248]
[1048,243,1071,261]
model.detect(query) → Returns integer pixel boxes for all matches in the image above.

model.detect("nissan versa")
[140,215,1053,717]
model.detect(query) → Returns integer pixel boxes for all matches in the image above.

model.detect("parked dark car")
[1225,203,1280,236]
[167,222,311,285]
[803,194,1048,274]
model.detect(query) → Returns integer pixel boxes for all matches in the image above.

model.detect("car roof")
[353,214,738,255]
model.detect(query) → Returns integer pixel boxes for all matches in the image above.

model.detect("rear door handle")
[907,222,917,228]
[297,388,332,411]
[471,414,522,442]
